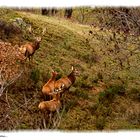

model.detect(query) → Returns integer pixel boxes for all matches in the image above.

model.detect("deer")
[19,27,46,61]
[38,91,62,128]
[42,71,58,99]
[19,36,42,61]
[54,66,80,94]
[38,92,61,113]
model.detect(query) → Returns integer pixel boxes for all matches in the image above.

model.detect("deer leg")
[44,95,52,101]
[56,108,60,120]
[43,94,47,101]
[49,112,52,123]
[31,56,34,63]
[56,106,65,128]
[29,56,31,65]
[43,112,47,129]
[40,111,48,129]
[47,111,52,129]
[52,109,60,129]
[61,91,67,107]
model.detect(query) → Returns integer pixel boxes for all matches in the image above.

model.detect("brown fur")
[54,66,79,93]
[22,37,42,60]
[42,71,58,97]
[38,93,61,112]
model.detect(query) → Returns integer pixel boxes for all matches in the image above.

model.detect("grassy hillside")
[0,8,140,131]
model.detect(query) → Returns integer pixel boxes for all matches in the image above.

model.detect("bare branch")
[0,69,24,97]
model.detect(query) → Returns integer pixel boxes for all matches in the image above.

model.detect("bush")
[40,69,51,83]
[95,103,112,117]
[110,85,125,95]
[98,90,115,103]
[64,99,78,113]
[75,77,92,89]
[74,88,89,100]
[30,68,40,83]
[128,88,140,101]
[98,85,126,103]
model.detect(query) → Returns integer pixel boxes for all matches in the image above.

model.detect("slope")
[0,8,140,130]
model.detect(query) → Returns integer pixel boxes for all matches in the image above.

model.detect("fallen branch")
[0,69,24,97]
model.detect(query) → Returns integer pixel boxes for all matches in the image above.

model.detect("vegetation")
[0,7,140,131]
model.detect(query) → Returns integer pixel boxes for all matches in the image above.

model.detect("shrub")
[75,77,92,89]
[98,85,126,103]
[40,69,51,83]
[95,103,112,117]
[110,85,125,96]
[99,90,115,104]
[64,99,78,113]
[30,68,40,83]
[128,88,140,101]
[74,88,89,100]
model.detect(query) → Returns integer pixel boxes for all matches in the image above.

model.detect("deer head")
[71,66,80,76]
[35,36,42,43]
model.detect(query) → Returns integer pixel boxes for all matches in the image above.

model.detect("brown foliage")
[0,41,25,95]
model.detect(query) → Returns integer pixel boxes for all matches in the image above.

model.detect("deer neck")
[68,71,76,84]
[51,74,57,81]
[53,93,60,101]
[33,41,40,50]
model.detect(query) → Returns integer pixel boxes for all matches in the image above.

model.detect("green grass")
[0,8,140,131]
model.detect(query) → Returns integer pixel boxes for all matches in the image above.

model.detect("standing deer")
[19,27,46,61]
[54,66,79,94]
[20,36,42,61]
[38,92,61,113]
[42,71,58,98]
[38,91,61,127]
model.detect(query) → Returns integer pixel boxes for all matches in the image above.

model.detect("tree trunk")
[41,8,50,15]
[64,8,73,18]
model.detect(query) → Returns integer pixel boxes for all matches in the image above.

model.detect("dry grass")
[0,8,140,131]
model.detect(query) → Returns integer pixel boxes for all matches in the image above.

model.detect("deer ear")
[51,70,58,75]
[71,66,74,71]
[42,27,46,35]
[36,36,42,42]
[38,37,42,41]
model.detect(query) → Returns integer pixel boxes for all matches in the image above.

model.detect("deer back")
[54,77,72,91]
[38,98,61,112]
[49,99,61,112]
[25,43,34,54]
[42,80,56,95]
[54,67,79,92]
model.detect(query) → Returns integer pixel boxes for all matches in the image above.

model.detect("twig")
[23,92,27,108]
[5,90,10,108]
[0,70,24,96]
[52,113,58,129]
